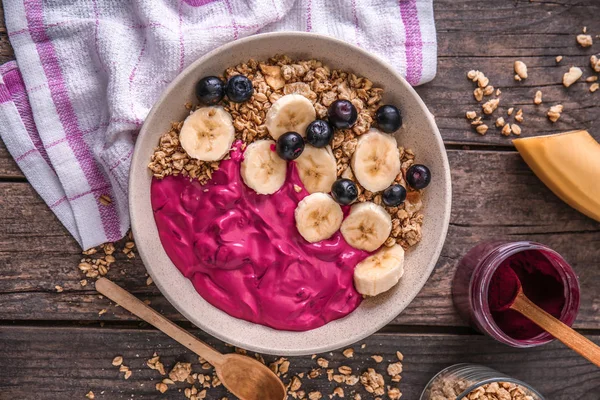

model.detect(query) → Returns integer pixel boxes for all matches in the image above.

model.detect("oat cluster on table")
[98,346,404,400]
[463,27,599,137]
[148,55,425,251]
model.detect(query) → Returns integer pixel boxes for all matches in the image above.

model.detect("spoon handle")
[512,293,600,367]
[95,278,224,366]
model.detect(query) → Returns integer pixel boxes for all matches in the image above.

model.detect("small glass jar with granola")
[420,364,544,400]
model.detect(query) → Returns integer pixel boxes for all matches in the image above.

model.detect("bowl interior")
[130,32,451,356]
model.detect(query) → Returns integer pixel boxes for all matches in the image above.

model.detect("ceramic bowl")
[130,32,451,356]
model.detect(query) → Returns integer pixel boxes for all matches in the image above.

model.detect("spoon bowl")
[216,353,287,400]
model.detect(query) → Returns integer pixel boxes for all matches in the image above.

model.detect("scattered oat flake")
[586,76,598,82]
[55,285,63,292]
[293,184,302,193]
[343,348,355,358]
[547,104,563,122]
[387,362,403,376]
[317,358,329,368]
[577,34,593,47]
[98,309,107,316]
[396,351,404,361]
[99,194,112,205]
[501,124,512,136]
[563,66,583,87]
[290,376,302,391]
[514,61,528,80]
[591,55,600,72]
[495,117,505,128]
[483,85,494,96]
[534,90,543,105]
[124,370,132,380]
[482,98,499,115]
[507,107,514,116]
[371,355,383,363]
[85,391,95,399]
[308,391,323,400]
[80,279,88,287]
[333,387,344,397]
[388,387,402,400]
[515,109,524,123]
[465,111,477,120]
[495,88,501,96]
[156,382,169,393]
[339,366,353,375]
[146,276,153,286]
[473,87,484,102]
[591,83,599,93]
[476,124,488,135]
[112,356,123,366]
[511,124,522,136]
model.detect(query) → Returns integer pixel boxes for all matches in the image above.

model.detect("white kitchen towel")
[0,0,437,249]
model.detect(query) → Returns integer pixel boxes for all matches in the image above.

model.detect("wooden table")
[1,1,599,399]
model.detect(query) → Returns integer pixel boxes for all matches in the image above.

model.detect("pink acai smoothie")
[151,141,369,331]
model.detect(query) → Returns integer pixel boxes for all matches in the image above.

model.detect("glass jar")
[452,240,580,347]
[420,363,545,400]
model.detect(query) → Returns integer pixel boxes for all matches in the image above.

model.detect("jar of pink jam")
[452,240,580,347]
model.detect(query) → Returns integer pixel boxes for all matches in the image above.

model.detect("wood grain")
[1,150,599,328]
[0,326,598,400]
[0,0,599,177]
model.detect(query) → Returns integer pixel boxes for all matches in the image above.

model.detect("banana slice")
[241,140,287,195]
[179,106,235,161]
[295,145,337,194]
[265,94,316,139]
[340,202,392,251]
[295,192,343,243]
[354,244,405,297]
[351,129,401,192]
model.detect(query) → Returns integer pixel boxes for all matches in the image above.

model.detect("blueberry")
[306,120,334,148]
[195,76,225,105]
[406,164,431,189]
[376,105,403,133]
[328,100,358,129]
[331,178,358,205]
[382,184,407,207]
[225,75,253,103]
[276,132,305,160]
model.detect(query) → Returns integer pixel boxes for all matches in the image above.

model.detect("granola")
[148,55,424,250]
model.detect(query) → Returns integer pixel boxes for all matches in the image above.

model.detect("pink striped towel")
[0,0,437,249]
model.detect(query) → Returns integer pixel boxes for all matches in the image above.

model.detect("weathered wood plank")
[1,150,599,328]
[1,0,599,177]
[0,326,598,400]
[0,141,20,178]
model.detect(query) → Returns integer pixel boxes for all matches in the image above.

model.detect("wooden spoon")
[95,278,287,400]
[491,268,600,367]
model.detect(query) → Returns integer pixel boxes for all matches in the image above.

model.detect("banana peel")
[513,130,600,222]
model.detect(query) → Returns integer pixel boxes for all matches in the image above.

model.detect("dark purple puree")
[488,250,565,340]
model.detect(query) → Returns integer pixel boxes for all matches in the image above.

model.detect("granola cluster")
[148,55,425,250]
[427,378,537,400]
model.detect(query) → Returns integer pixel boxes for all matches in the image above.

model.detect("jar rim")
[471,241,580,347]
